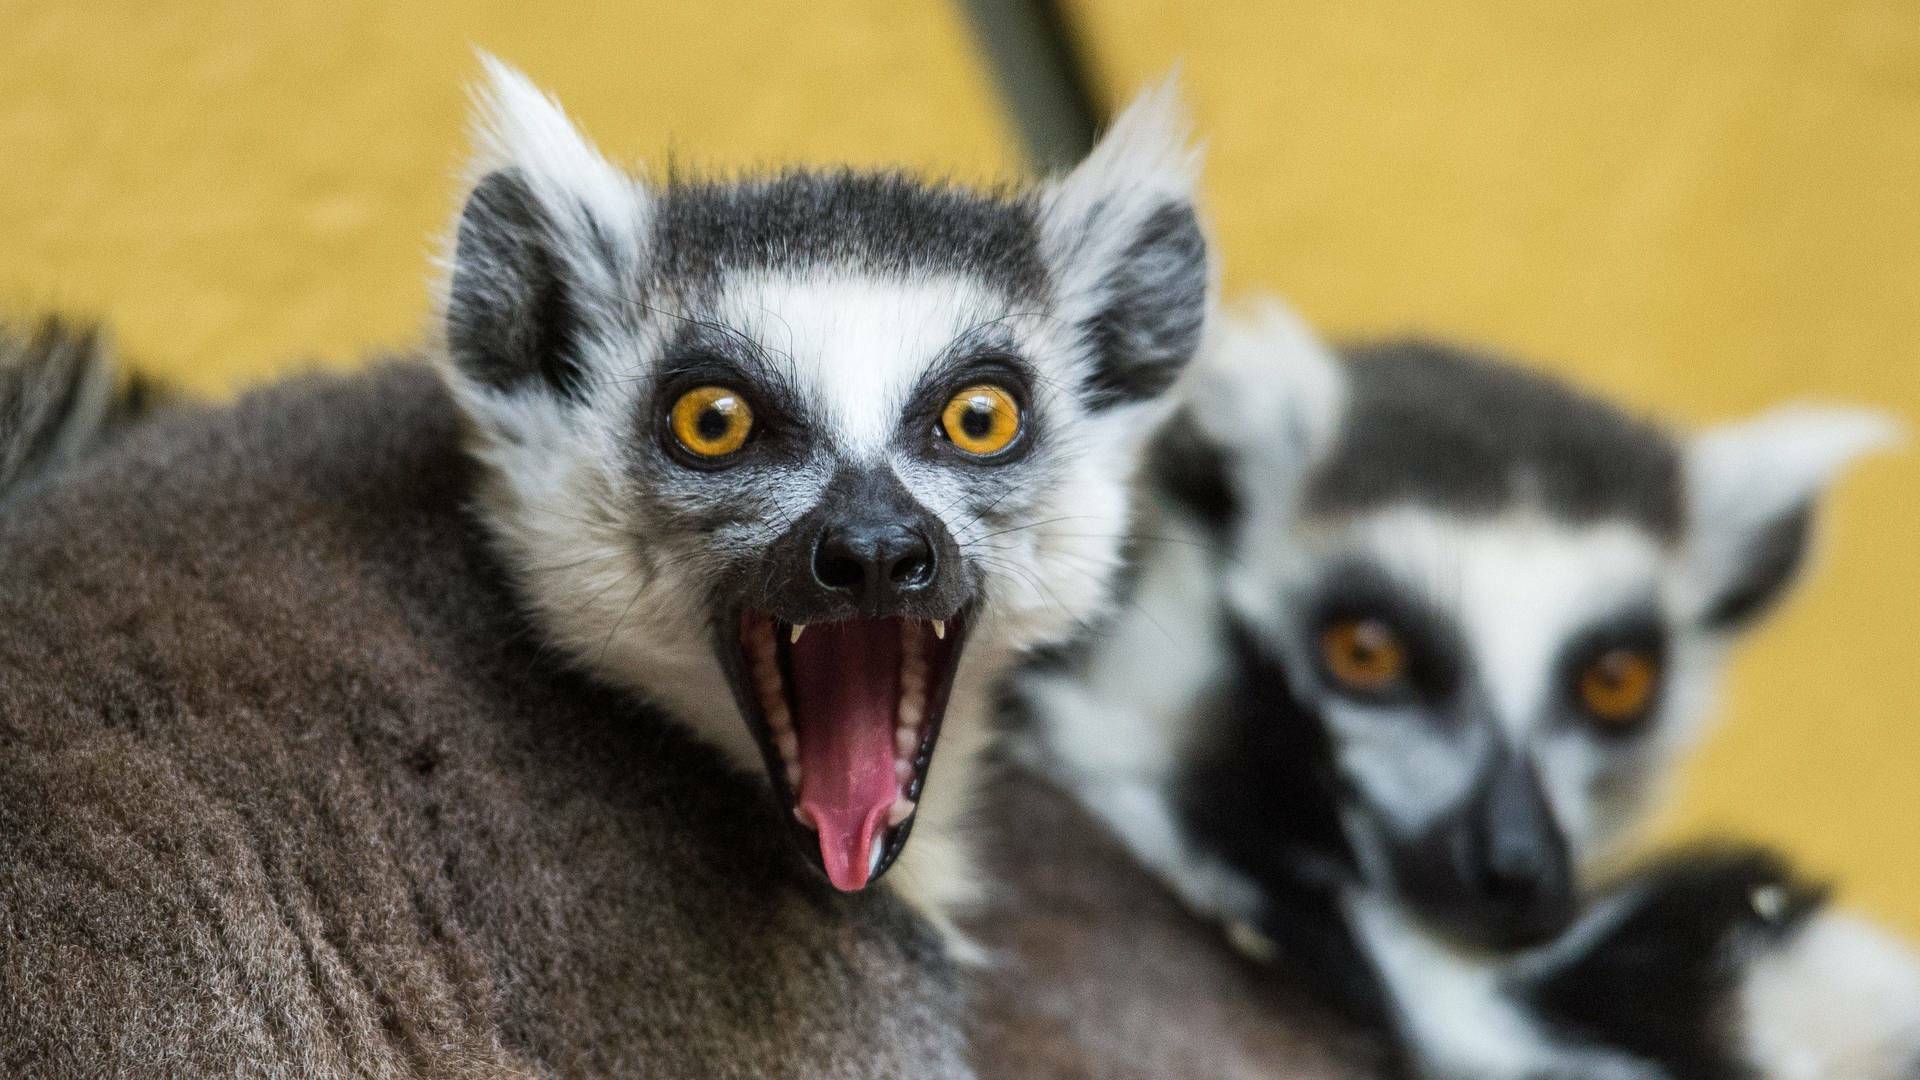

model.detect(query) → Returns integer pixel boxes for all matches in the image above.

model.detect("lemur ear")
[1682,404,1900,630]
[444,56,651,402]
[1038,77,1212,410]
[1188,297,1347,495]
[1153,297,1345,534]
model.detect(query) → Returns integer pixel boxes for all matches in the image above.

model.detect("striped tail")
[0,315,165,505]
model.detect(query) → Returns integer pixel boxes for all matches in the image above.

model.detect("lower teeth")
[763,617,939,861]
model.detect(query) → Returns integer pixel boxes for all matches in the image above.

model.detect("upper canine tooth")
[931,620,945,640]
[790,623,806,644]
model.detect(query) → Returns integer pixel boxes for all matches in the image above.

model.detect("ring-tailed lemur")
[441,58,1211,918]
[0,60,1209,1076]
[1016,299,1917,1078]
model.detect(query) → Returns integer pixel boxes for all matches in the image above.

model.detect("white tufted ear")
[465,55,649,253]
[1182,295,1349,522]
[1037,76,1213,411]
[1683,404,1901,629]
[442,56,652,402]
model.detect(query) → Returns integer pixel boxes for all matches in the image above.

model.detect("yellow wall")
[1068,0,1920,934]
[3,2,1913,934]
[0,0,1018,393]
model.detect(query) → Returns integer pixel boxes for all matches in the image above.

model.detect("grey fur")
[0,364,971,1078]
[968,767,1393,1080]
[1077,202,1208,409]
[654,169,1051,301]
[1309,340,1684,538]
[447,170,595,401]
[0,315,163,508]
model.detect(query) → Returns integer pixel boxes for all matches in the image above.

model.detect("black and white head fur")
[438,59,1210,923]
[1020,298,1912,1076]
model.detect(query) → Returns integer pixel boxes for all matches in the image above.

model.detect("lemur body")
[1016,301,1918,1078]
[0,59,1211,1075]
[0,363,971,1077]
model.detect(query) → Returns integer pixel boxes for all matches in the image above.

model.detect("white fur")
[1020,509,1266,923]
[1185,296,1348,518]
[1738,910,1920,1079]
[1019,296,1349,901]
[1038,76,1203,307]
[1680,404,1900,622]
[1349,894,1659,1080]
[467,55,650,265]
[716,274,1011,459]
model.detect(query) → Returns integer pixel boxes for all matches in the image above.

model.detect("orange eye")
[670,386,754,459]
[1579,649,1659,725]
[940,384,1021,457]
[1321,618,1407,695]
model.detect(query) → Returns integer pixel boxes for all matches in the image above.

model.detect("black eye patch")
[1301,561,1465,705]
[1554,608,1668,733]
[650,319,811,445]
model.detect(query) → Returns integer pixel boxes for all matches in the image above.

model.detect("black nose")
[1467,759,1574,940]
[812,522,936,604]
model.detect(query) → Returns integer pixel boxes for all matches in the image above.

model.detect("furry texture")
[0,314,163,507]
[967,765,1394,1080]
[1309,339,1686,537]
[0,364,972,1078]
[437,60,1212,920]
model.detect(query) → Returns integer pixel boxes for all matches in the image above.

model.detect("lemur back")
[0,365,967,1077]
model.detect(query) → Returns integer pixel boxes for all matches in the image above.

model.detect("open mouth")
[727,610,968,891]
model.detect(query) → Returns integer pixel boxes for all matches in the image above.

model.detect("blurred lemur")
[1016,301,1920,1078]
[0,59,1210,1075]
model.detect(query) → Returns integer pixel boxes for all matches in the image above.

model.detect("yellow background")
[3,2,1914,934]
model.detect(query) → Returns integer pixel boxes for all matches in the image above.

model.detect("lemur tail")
[0,315,165,506]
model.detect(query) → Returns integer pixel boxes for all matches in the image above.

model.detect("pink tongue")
[788,618,903,892]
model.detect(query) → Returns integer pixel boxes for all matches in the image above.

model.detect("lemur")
[1013,299,1919,1078]
[0,60,1209,1075]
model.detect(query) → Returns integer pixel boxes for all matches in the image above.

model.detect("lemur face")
[1198,306,1896,947]
[1240,504,1699,946]
[1027,301,1894,953]
[439,60,1210,903]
